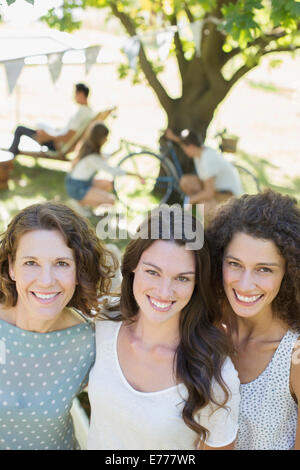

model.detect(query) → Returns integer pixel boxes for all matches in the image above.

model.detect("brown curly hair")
[206,190,300,330]
[104,205,230,445]
[0,201,118,317]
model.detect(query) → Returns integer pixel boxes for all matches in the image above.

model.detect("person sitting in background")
[165,128,243,219]
[8,83,94,156]
[66,122,143,209]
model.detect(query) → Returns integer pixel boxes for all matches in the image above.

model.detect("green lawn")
[0,150,299,247]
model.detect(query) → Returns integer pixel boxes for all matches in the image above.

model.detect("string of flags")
[122,17,222,69]
[2,17,220,93]
[2,45,102,94]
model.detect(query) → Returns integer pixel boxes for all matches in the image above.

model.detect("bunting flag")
[4,58,24,94]
[190,21,203,57]
[0,17,219,94]
[123,36,141,70]
[47,52,64,84]
[84,45,101,75]
[156,30,175,62]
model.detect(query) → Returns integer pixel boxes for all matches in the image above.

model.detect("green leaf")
[24,0,35,4]
[6,0,17,5]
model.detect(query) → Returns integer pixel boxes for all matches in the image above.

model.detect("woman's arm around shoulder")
[196,356,240,450]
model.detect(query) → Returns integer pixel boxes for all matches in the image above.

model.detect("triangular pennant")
[47,52,64,84]
[4,59,24,94]
[156,30,174,62]
[85,45,101,75]
[123,36,141,70]
[190,21,203,57]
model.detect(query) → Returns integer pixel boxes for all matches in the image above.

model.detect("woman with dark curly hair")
[0,201,117,450]
[206,189,300,450]
[87,205,240,450]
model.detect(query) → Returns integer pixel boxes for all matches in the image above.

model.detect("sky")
[0,0,62,24]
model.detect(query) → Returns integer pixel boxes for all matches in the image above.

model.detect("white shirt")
[87,320,240,450]
[70,154,126,181]
[194,147,243,196]
[38,105,94,136]
[66,105,94,132]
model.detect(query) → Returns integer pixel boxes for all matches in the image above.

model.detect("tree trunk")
[164,89,228,175]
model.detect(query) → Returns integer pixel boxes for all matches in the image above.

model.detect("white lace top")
[87,320,240,450]
[236,329,299,450]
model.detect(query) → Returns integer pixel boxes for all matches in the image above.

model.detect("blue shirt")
[0,318,95,450]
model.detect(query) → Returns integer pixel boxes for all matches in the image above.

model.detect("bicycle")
[112,134,260,212]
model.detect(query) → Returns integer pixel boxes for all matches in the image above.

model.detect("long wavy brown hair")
[72,122,109,168]
[0,201,118,317]
[206,189,300,332]
[104,205,230,445]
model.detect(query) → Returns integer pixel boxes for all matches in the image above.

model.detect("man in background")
[8,83,94,156]
[165,128,243,219]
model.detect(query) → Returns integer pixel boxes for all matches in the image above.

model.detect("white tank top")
[87,320,241,450]
[236,329,299,450]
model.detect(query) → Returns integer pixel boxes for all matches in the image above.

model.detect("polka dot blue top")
[0,317,95,450]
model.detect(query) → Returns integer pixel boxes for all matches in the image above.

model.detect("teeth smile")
[149,297,173,309]
[33,292,58,300]
[234,291,262,303]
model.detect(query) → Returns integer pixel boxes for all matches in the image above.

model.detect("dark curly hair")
[105,205,230,446]
[0,201,118,317]
[206,190,300,331]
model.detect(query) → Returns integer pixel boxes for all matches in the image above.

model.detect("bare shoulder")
[290,335,300,399]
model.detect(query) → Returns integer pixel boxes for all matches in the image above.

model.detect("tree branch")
[170,14,187,79]
[183,2,194,23]
[109,2,173,114]
[228,64,252,88]
[223,29,294,63]
[228,44,300,88]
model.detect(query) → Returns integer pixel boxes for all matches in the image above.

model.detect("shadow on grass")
[2,158,67,200]
[235,150,300,200]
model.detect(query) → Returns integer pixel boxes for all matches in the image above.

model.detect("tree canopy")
[4,0,300,169]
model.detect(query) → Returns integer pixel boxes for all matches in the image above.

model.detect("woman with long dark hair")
[87,205,240,450]
[65,122,139,209]
[206,190,300,449]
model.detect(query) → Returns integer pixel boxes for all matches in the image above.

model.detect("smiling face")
[9,229,77,323]
[132,240,196,324]
[222,232,286,319]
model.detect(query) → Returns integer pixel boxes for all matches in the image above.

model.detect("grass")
[0,148,299,241]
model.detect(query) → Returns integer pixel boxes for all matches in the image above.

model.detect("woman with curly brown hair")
[0,201,117,450]
[87,205,240,450]
[206,189,300,450]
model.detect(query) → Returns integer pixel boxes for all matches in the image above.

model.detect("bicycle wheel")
[234,164,260,194]
[113,151,176,212]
